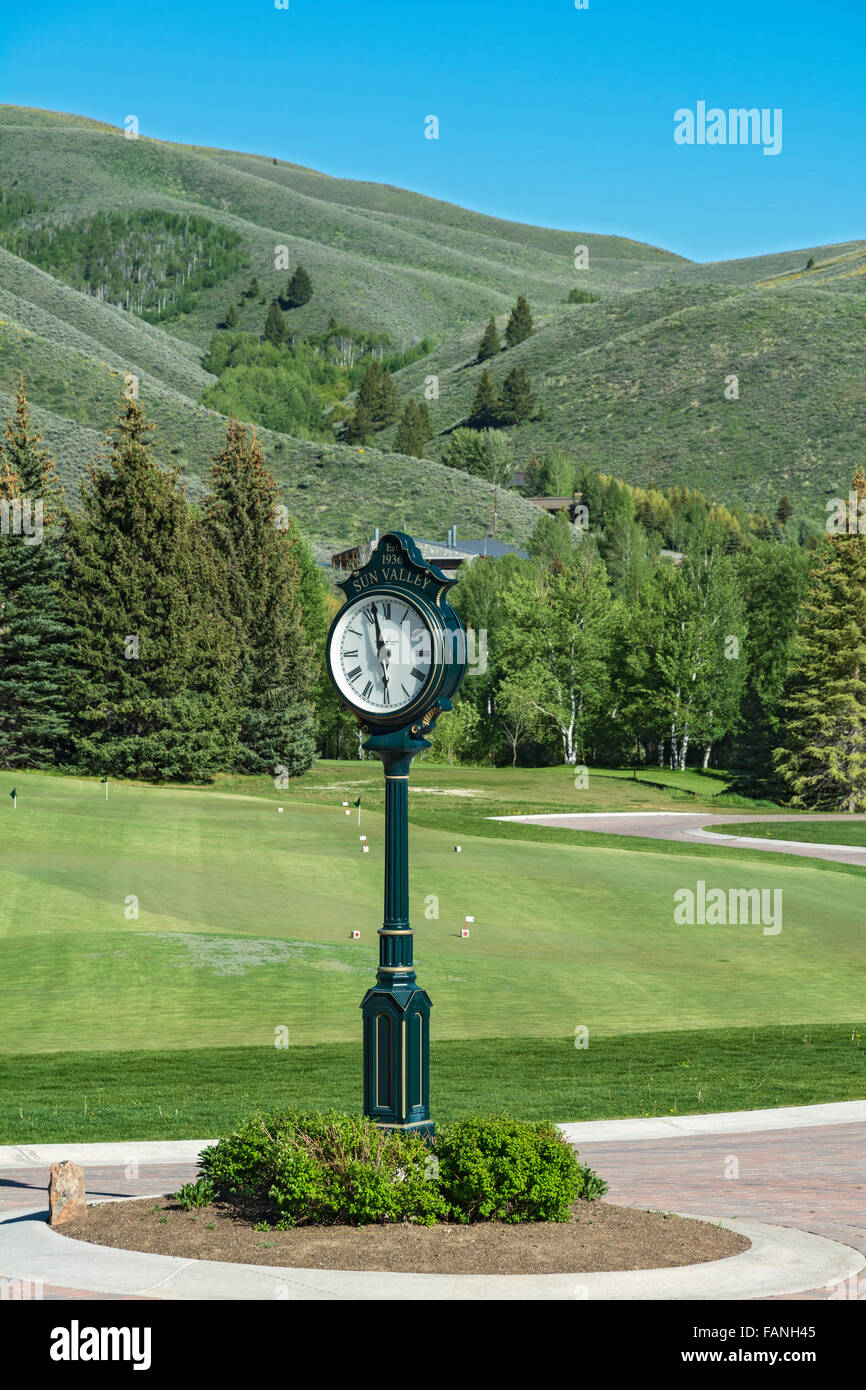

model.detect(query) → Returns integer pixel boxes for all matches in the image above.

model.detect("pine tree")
[394,399,433,458]
[285,265,313,307]
[504,296,533,348]
[476,315,500,362]
[224,303,238,329]
[776,494,793,524]
[244,277,260,299]
[63,396,240,780]
[0,377,73,768]
[264,299,286,346]
[470,369,500,428]
[345,402,372,445]
[497,366,535,424]
[205,420,317,776]
[773,472,866,810]
[356,361,399,430]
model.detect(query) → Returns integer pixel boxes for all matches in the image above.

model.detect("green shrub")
[198,1109,447,1227]
[174,1177,214,1210]
[434,1114,604,1223]
[197,1109,607,1227]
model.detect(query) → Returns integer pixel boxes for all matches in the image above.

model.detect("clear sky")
[1,0,863,262]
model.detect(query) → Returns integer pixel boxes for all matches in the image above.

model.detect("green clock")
[326,531,466,731]
[325,531,468,1140]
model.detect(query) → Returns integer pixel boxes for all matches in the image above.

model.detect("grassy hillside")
[391,280,866,513]
[0,107,681,347]
[1,104,863,539]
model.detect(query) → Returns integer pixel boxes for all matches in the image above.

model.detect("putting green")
[1,772,863,1053]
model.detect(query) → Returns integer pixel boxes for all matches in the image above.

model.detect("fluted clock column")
[360,734,432,1139]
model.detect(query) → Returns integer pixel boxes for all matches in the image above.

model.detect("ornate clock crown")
[338,530,457,603]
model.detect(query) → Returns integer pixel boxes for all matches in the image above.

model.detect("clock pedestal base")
[360,725,436,1138]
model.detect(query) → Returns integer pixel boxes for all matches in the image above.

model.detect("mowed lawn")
[1,770,863,1054]
[706,819,866,847]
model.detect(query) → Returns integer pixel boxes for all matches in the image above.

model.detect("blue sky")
[1,0,863,261]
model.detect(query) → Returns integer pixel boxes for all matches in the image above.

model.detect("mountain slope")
[390,276,866,512]
[0,105,863,538]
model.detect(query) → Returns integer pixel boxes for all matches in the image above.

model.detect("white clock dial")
[332,595,433,714]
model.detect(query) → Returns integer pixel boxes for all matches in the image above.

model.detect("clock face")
[330,593,434,716]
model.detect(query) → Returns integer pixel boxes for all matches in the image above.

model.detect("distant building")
[525,494,585,524]
[450,536,529,561]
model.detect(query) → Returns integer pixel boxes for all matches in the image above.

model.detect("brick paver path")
[575,1121,866,1300]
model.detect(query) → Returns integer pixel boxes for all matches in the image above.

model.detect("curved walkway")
[490,812,866,867]
[2,1103,864,1301]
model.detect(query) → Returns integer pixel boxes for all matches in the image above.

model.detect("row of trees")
[430,494,866,811]
[0,381,328,781]
[476,297,533,361]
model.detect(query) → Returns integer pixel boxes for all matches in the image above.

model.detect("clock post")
[325,532,467,1141]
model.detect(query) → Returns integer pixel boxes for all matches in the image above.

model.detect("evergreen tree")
[264,299,286,346]
[394,399,433,457]
[774,473,866,810]
[224,303,238,329]
[356,360,399,430]
[476,315,500,362]
[63,397,240,780]
[205,420,317,776]
[776,494,794,524]
[0,377,73,768]
[469,369,500,428]
[497,366,535,424]
[345,402,373,445]
[244,277,260,299]
[504,296,533,348]
[727,542,809,798]
[285,265,313,307]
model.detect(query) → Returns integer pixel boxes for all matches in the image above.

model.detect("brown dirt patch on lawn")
[61,1196,748,1275]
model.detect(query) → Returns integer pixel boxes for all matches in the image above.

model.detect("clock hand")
[370,602,390,688]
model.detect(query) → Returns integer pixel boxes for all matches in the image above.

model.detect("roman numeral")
[401,683,410,699]
[346,666,362,682]
[383,687,390,705]
[411,667,425,681]
[347,627,361,637]
[343,648,358,658]
[382,602,391,619]
[361,680,373,699]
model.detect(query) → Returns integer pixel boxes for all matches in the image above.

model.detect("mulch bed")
[61,1195,748,1275]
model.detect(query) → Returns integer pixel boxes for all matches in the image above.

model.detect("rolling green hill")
[389,279,866,512]
[0,104,863,543]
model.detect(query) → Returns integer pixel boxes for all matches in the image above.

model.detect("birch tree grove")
[619,548,745,771]
[499,553,613,764]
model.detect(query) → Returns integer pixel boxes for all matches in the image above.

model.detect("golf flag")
[10,787,17,809]
[100,775,109,801]
[354,796,362,825]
